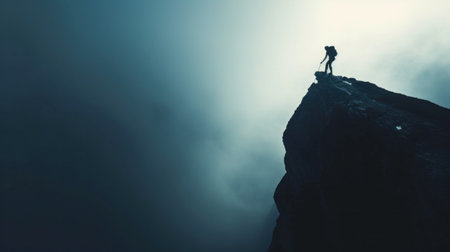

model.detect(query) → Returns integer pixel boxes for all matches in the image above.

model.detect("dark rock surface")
[269,72,450,252]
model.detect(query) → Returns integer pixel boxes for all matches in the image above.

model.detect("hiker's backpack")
[328,46,338,57]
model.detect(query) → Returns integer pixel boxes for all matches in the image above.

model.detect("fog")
[1,0,450,251]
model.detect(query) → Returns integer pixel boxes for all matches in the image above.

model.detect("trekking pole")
[312,63,322,84]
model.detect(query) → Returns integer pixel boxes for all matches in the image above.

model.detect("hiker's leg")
[325,62,329,73]
[329,58,334,75]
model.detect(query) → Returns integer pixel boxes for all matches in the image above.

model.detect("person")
[320,46,337,75]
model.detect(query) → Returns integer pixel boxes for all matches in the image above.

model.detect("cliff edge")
[270,72,450,252]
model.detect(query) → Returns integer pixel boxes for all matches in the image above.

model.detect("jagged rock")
[269,72,450,252]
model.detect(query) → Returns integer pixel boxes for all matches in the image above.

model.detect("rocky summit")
[269,72,450,252]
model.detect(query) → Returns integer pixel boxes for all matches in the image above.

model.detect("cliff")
[269,72,450,252]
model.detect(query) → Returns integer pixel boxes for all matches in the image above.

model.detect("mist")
[1,0,450,251]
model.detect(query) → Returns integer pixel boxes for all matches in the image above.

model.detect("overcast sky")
[1,1,450,251]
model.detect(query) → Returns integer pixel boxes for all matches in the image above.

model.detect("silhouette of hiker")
[320,46,337,75]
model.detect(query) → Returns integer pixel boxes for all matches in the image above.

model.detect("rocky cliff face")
[270,72,450,252]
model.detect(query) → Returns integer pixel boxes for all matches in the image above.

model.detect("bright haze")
[1,0,449,251]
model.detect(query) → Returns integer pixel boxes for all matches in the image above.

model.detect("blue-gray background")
[1,1,449,251]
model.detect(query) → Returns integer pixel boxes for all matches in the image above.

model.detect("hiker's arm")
[320,53,327,63]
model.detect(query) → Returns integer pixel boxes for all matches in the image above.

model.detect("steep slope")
[270,72,450,252]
